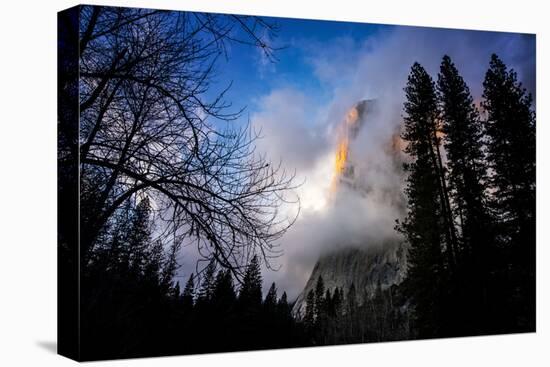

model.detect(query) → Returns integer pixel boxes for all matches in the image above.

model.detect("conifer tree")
[236,255,263,347]
[172,282,181,301]
[399,62,453,337]
[483,55,535,230]
[304,290,316,334]
[238,255,263,308]
[212,269,237,307]
[197,260,216,304]
[314,276,325,318]
[143,240,164,288]
[278,291,289,309]
[182,273,195,311]
[332,288,343,316]
[438,55,491,256]
[264,283,278,311]
[209,270,237,347]
[161,243,179,294]
[482,54,536,330]
[261,282,279,346]
[313,276,328,342]
[324,289,333,316]
[277,291,292,326]
[331,288,343,343]
[438,55,494,332]
[346,284,357,340]
[127,198,153,275]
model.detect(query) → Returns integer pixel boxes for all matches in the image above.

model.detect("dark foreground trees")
[399,54,536,339]
[73,5,298,279]
[81,198,179,358]
[77,188,411,359]
[302,277,410,345]
[437,55,496,334]
[182,257,302,354]
[59,5,535,357]
[483,55,536,331]
[80,195,303,359]
[398,62,453,337]
[58,5,302,359]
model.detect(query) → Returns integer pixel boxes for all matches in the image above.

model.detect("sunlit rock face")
[330,100,369,195]
[292,100,408,318]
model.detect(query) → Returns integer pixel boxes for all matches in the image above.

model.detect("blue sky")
[208,18,392,121]
[188,15,536,299]
[208,17,535,128]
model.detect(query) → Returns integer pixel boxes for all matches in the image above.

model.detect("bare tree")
[76,6,298,279]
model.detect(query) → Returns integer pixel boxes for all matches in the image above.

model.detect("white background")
[0,0,548,365]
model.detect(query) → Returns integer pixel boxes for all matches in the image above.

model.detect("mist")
[251,25,535,300]
[172,24,535,301]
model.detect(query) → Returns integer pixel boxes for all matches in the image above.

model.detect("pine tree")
[127,198,153,275]
[142,239,164,288]
[346,284,357,340]
[264,282,278,311]
[482,54,536,331]
[438,55,491,255]
[260,282,279,347]
[324,289,333,316]
[172,282,181,301]
[236,255,264,347]
[238,255,263,307]
[197,260,216,304]
[182,273,195,311]
[304,290,316,334]
[209,269,237,347]
[399,62,453,337]
[332,288,343,316]
[331,288,343,343]
[312,276,328,343]
[278,291,289,309]
[437,55,494,332]
[483,54,535,229]
[323,288,335,343]
[161,243,179,294]
[212,269,237,307]
[277,291,292,325]
[314,276,325,318]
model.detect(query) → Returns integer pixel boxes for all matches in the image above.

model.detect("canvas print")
[58,4,536,361]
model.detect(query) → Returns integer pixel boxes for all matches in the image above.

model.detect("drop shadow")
[36,340,57,354]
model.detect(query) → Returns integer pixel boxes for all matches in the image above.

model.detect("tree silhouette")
[238,255,263,307]
[59,6,536,357]
[398,62,452,337]
[482,54,536,331]
[396,55,536,338]
[182,273,195,311]
[264,283,278,311]
[76,5,299,279]
[197,259,217,305]
[304,290,316,335]
[437,55,496,333]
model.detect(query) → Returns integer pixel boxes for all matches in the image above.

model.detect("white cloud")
[254,26,535,300]
[177,26,536,301]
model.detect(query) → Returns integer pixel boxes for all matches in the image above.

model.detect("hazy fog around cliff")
[249,27,534,300]
[173,25,535,300]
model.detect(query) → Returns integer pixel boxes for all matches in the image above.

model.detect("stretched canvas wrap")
[58,4,536,361]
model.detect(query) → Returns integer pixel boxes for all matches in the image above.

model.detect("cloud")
[257,104,406,300]
[251,88,330,173]
[176,24,535,301]
[254,26,535,300]
[302,36,363,87]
